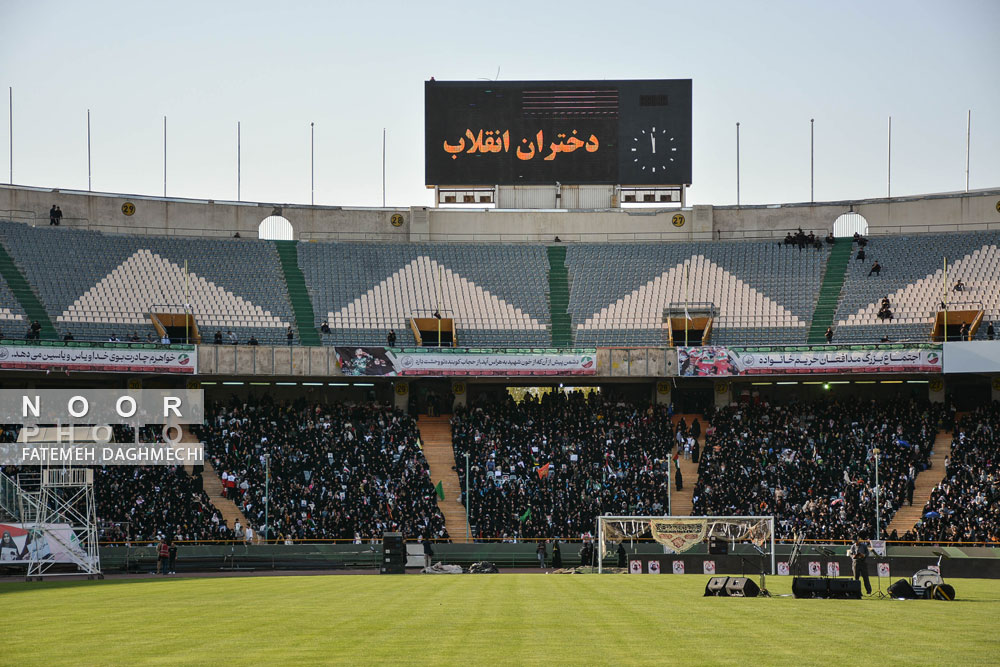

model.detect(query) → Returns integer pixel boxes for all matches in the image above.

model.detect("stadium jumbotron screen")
[424,79,692,186]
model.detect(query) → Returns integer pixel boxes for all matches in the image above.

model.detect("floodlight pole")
[264,453,270,544]
[310,122,315,206]
[873,447,881,541]
[810,118,814,203]
[735,122,741,207]
[87,109,92,191]
[965,109,971,192]
[464,452,470,543]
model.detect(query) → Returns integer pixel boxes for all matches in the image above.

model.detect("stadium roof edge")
[1,182,996,214]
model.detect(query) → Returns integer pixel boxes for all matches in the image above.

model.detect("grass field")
[2,574,999,665]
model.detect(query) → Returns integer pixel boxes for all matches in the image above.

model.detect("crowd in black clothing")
[783,228,823,251]
[2,425,225,543]
[692,398,951,540]
[451,392,684,540]
[908,404,1000,544]
[196,397,447,542]
[877,297,894,321]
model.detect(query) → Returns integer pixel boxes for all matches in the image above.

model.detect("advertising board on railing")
[0,343,196,374]
[0,522,91,565]
[677,344,942,376]
[336,347,597,376]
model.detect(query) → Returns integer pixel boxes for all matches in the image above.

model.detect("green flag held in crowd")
[519,508,532,522]
[434,481,445,501]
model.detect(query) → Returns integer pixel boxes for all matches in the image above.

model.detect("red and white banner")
[647,560,661,574]
[703,560,716,575]
[672,560,685,575]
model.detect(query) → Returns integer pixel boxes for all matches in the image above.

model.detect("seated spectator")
[196,396,448,541]
[693,398,950,541]
[825,232,835,245]
[451,392,680,539]
[868,260,881,276]
[387,330,397,347]
[248,335,259,346]
[63,331,74,341]
[953,279,965,292]
[228,331,237,345]
[320,321,331,334]
[214,331,223,345]
[856,249,866,262]
[910,405,1000,545]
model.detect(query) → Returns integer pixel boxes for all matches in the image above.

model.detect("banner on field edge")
[677,344,941,376]
[0,522,89,565]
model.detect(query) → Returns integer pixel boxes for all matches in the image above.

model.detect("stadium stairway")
[417,414,469,542]
[181,426,255,540]
[806,238,852,344]
[0,238,57,339]
[546,245,573,347]
[885,429,953,537]
[274,240,321,346]
[669,414,704,516]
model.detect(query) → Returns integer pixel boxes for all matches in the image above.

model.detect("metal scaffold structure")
[21,467,102,580]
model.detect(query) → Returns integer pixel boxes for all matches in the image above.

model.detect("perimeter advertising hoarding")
[425,80,692,186]
[336,347,597,376]
[942,341,1000,373]
[0,343,196,374]
[677,344,942,376]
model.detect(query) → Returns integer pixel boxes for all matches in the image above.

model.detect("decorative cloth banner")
[336,347,597,377]
[649,518,708,554]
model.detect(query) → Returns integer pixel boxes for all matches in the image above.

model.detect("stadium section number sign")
[425,80,692,186]
[121,202,135,216]
[678,344,942,376]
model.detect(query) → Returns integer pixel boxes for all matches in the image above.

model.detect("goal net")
[596,515,775,574]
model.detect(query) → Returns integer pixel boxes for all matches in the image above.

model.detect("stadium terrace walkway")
[670,414,703,516]
[418,414,469,542]
[183,425,254,541]
[885,429,952,537]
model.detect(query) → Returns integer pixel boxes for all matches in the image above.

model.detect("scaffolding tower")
[21,468,102,580]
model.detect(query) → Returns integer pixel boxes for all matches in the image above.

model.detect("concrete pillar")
[393,381,410,411]
[991,376,1000,402]
[714,380,732,408]
[928,377,945,403]
[451,381,467,409]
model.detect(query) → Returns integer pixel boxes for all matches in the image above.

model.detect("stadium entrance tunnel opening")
[258,215,294,241]
[833,212,869,238]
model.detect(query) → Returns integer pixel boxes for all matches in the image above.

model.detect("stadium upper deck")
[1,185,999,347]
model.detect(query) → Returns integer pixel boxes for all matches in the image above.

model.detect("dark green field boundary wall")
[79,543,1000,579]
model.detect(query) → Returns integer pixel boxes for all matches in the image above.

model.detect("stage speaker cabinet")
[704,577,730,597]
[382,532,406,571]
[379,563,405,575]
[888,579,918,599]
[930,583,956,601]
[792,577,829,599]
[827,578,862,600]
[708,536,728,555]
[725,577,760,598]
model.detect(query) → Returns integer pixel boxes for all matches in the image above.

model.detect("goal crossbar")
[596,515,775,574]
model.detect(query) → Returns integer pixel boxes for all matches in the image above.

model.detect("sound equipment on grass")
[708,536,728,555]
[888,579,918,599]
[704,577,730,597]
[380,532,406,575]
[792,577,828,599]
[827,578,863,600]
[725,577,761,598]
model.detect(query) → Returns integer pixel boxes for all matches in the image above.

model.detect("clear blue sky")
[2,0,998,208]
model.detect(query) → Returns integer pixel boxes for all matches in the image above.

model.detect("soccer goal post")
[596,515,775,575]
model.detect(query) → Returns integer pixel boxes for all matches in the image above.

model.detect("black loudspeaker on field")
[704,577,759,598]
[380,532,406,575]
[791,577,862,599]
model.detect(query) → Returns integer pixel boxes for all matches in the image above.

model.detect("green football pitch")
[2,573,998,665]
